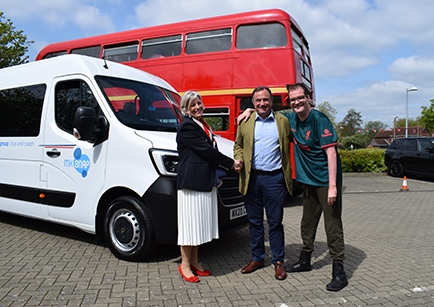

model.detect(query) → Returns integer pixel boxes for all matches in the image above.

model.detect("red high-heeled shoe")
[178,265,200,283]
[190,265,212,276]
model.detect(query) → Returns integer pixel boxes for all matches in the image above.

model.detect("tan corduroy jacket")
[233,112,293,196]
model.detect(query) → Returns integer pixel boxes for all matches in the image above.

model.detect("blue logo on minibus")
[73,148,91,178]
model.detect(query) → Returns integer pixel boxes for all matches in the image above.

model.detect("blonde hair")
[180,91,202,114]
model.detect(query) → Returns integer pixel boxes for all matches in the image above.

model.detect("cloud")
[389,56,434,87]
[314,51,378,78]
[132,0,298,27]
[72,6,115,32]
[318,80,428,126]
[0,0,115,32]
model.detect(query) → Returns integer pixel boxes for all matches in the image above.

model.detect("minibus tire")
[104,196,156,261]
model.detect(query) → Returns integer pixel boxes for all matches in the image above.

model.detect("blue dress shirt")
[252,112,282,171]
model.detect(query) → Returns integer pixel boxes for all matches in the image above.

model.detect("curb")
[343,172,387,177]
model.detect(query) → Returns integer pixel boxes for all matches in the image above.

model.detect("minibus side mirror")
[73,107,95,141]
[94,115,109,147]
[73,106,109,146]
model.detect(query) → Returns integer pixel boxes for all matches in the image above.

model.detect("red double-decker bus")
[36,8,314,141]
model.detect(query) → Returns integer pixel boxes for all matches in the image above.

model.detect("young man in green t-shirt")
[237,83,348,291]
[284,83,347,292]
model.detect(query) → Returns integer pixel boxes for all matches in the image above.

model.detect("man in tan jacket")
[234,86,292,281]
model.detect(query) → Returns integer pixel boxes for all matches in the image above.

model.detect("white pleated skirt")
[177,187,219,246]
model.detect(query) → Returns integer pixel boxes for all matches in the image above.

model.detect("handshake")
[233,160,243,172]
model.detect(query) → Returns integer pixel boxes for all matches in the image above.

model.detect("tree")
[0,12,33,68]
[364,120,387,138]
[317,101,337,126]
[338,109,363,137]
[340,120,388,149]
[340,134,370,149]
[395,117,421,127]
[420,99,434,133]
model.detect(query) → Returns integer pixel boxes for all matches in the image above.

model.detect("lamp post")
[393,116,398,140]
[405,87,418,138]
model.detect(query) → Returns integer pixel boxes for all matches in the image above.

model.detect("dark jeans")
[301,184,345,261]
[244,170,286,264]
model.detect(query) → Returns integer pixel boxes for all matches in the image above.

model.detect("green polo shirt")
[282,110,342,186]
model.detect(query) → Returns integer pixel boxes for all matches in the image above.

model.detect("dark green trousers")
[300,184,345,261]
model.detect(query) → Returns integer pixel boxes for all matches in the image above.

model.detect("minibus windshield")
[96,76,181,132]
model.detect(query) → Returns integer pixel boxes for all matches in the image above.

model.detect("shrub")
[338,148,387,173]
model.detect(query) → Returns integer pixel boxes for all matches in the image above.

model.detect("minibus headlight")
[150,149,178,176]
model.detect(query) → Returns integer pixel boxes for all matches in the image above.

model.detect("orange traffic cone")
[400,176,409,192]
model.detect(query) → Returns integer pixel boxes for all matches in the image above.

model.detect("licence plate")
[230,206,247,220]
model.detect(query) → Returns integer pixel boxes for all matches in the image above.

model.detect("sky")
[2,0,434,129]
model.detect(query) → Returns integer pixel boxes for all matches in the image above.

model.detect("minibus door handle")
[46,149,61,158]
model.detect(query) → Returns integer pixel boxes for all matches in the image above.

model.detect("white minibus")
[0,55,247,261]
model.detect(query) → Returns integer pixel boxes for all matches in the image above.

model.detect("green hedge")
[338,148,387,173]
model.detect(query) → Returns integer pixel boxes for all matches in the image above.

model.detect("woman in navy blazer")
[176,91,240,283]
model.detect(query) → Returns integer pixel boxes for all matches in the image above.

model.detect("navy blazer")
[177,115,234,192]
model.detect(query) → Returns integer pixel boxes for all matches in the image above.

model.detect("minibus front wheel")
[104,196,156,261]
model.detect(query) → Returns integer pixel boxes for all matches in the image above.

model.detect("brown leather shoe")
[275,261,287,280]
[241,260,265,274]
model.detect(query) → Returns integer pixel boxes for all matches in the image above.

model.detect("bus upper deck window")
[236,23,287,50]
[103,43,138,63]
[141,35,182,59]
[291,29,303,55]
[44,51,68,59]
[186,28,232,54]
[303,43,311,63]
[71,46,101,58]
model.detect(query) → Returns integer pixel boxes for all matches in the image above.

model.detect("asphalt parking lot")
[1,173,434,307]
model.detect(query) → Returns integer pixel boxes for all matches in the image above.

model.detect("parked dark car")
[385,137,434,178]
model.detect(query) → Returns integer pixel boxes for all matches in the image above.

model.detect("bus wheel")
[104,196,156,261]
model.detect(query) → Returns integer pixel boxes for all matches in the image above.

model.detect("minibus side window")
[95,76,180,132]
[55,80,99,135]
[0,84,46,137]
